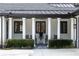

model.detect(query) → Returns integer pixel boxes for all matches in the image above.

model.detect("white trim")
[22,18,26,39]
[57,18,60,39]
[32,18,35,40]
[71,18,74,40]
[48,18,51,40]
[8,18,13,39]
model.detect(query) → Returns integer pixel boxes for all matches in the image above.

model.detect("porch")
[0,14,77,48]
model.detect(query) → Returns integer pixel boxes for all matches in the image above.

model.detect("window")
[60,21,67,33]
[14,21,22,33]
[36,21,46,33]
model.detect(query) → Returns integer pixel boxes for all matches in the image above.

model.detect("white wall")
[12,18,22,39]
[51,18,75,39]
[51,18,57,39]
[9,17,76,40]
[12,18,32,39]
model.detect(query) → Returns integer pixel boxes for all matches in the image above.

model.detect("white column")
[57,18,60,39]
[22,18,26,39]
[8,18,13,39]
[48,18,51,40]
[71,18,74,40]
[0,16,2,44]
[2,16,6,46]
[32,18,35,40]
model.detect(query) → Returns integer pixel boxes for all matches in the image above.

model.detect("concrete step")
[35,44,47,49]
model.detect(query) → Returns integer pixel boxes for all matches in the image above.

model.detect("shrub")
[49,39,74,48]
[6,39,34,48]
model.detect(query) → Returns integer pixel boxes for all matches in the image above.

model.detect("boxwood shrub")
[49,39,74,48]
[6,39,34,49]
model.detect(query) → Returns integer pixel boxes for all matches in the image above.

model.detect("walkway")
[0,49,79,56]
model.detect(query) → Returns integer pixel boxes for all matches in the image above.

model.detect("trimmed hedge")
[6,39,34,48]
[49,39,74,48]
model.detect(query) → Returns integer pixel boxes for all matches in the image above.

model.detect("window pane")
[36,21,46,33]
[60,21,67,33]
[14,21,22,33]
[36,22,40,33]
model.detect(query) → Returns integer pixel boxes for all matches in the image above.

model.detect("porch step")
[35,44,47,49]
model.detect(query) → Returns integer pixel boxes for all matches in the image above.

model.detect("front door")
[36,21,46,45]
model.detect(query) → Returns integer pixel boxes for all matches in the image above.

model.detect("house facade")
[0,3,79,48]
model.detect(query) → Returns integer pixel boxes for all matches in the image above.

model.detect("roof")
[0,3,79,15]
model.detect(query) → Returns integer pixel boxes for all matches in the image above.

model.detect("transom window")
[14,21,22,33]
[60,21,67,34]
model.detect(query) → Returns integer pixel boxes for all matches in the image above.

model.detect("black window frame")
[60,21,67,34]
[14,21,22,33]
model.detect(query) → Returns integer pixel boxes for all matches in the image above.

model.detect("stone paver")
[0,49,79,56]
